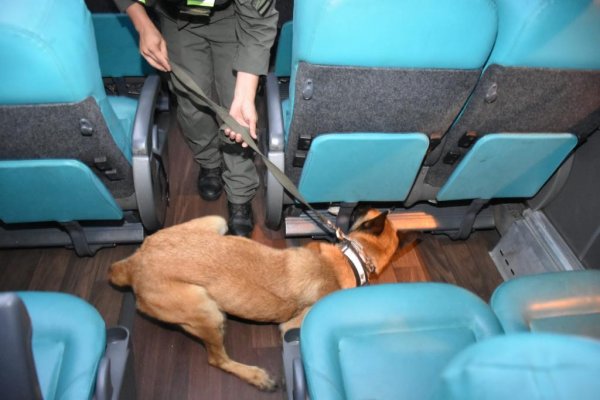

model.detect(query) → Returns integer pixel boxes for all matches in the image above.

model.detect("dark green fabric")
[114,0,277,202]
[113,0,278,76]
[163,15,259,203]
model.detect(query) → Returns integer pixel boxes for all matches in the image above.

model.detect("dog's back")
[106,210,408,391]
[109,215,229,288]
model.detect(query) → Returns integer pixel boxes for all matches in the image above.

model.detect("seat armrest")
[131,75,161,157]
[292,358,308,400]
[95,326,136,400]
[131,75,169,232]
[266,72,285,152]
[264,72,286,228]
[0,293,43,400]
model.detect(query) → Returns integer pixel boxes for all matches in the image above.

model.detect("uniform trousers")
[160,13,259,204]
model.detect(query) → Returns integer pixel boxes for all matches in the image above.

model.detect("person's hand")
[127,3,171,72]
[138,24,171,72]
[224,72,260,148]
[226,98,257,148]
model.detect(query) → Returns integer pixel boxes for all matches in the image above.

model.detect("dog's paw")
[248,366,278,392]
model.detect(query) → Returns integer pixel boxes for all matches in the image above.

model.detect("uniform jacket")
[112,0,278,76]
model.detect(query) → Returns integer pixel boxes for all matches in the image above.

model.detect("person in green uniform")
[113,0,278,236]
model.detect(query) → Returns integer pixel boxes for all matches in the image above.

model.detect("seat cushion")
[301,283,503,400]
[298,133,429,202]
[18,292,106,400]
[434,333,600,400]
[488,0,600,69]
[337,326,478,400]
[490,270,600,339]
[108,96,138,161]
[0,159,123,223]
[0,0,129,162]
[436,133,577,201]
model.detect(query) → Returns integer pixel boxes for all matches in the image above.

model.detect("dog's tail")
[109,253,139,287]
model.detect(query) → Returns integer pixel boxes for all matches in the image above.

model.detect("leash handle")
[170,63,338,233]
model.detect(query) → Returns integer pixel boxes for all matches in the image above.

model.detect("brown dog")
[109,208,412,390]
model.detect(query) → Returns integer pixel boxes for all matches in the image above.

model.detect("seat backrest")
[434,333,600,400]
[0,0,126,142]
[0,0,135,205]
[92,13,153,79]
[491,270,600,339]
[284,0,498,196]
[430,0,600,201]
[301,283,503,400]
[0,293,42,400]
[8,292,107,400]
[299,278,600,400]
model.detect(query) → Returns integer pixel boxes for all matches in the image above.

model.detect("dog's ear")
[349,205,370,228]
[352,210,389,236]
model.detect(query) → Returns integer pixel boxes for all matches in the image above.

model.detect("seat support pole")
[336,202,358,233]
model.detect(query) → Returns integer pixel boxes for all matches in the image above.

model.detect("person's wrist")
[128,3,152,34]
[137,17,155,34]
[233,91,256,105]
[234,72,259,102]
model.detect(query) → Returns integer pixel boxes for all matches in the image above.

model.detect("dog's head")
[348,207,420,275]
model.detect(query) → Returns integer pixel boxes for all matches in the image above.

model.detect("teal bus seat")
[107,95,139,146]
[289,273,600,400]
[0,0,169,255]
[299,283,502,400]
[0,292,135,400]
[436,133,578,201]
[298,133,429,203]
[264,0,498,228]
[434,333,600,400]
[491,270,600,339]
[0,160,122,223]
[429,0,600,203]
[0,0,128,158]
[19,292,106,400]
[274,21,293,78]
[92,13,153,78]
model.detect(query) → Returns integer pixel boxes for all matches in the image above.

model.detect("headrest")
[488,0,600,69]
[0,0,105,104]
[293,0,498,70]
[434,333,600,400]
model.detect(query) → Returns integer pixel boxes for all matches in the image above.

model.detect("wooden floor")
[0,110,503,400]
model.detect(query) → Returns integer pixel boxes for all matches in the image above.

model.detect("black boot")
[197,166,223,201]
[227,201,254,237]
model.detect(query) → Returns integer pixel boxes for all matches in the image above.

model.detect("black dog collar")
[338,239,375,286]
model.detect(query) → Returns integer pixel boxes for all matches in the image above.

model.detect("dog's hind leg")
[184,286,277,391]
[141,284,276,391]
[279,306,311,337]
